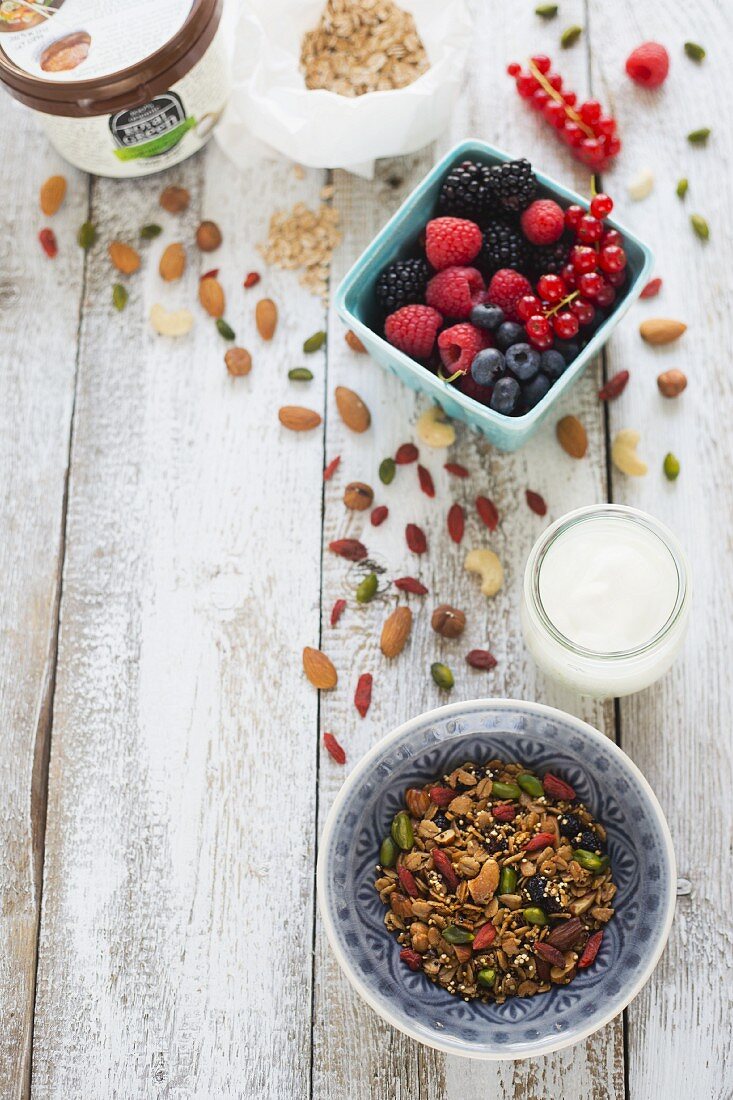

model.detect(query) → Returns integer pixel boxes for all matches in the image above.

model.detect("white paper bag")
[216,0,473,178]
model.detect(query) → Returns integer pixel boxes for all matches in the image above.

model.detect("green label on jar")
[110,93,195,160]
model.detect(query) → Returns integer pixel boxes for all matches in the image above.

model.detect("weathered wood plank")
[0,102,86,1098]
[591,2,733,1096]
[313,2,624,1095]
[30,148,328,1098]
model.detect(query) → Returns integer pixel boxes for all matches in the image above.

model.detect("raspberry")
[625,42,670,88]
[384,305,443,360]
[425,217,482,271]
[486,268,532,322]
[520,199,564,245]
[426,266,485,319]
[438,323,490,375]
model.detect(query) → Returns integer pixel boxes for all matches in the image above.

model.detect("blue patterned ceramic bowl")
[334,140,654,452]
[317,699,675,1060]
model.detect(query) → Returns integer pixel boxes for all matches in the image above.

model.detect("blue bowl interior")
[319,701,674,1060]
[335,141,653,451]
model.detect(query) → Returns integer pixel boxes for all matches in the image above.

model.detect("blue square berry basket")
[334,139,653,452]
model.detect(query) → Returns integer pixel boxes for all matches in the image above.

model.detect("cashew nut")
[611,429,648,476]
[150,303,194,337]
[627,167,654,201]
[464,548,504,597]
[416,405,456,449]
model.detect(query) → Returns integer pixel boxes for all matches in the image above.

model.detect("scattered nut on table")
[464,548,504,597]
[416,405,455,448]
[149,303,193,337]
[611,429,648,476]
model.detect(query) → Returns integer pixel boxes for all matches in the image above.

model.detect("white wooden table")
[1,2,730,1096]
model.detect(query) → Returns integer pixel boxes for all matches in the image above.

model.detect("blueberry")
[471,347,505,386]
[540,349,568,381]
[522,373,551,409]
[489,376,521,415]
[471,303,505,331]
[553,338,580,364]
[495,321,525,352]
[505,342,540,382]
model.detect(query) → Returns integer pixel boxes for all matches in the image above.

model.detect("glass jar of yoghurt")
[0,0,228,177]
[522,504,691,699]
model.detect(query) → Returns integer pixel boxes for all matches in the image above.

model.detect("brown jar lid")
[0,0,222,118]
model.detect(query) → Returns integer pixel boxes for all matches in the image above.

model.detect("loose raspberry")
[520,199,564,245]
[425,216,482,270]
[625,42,670,88]
[426,266,485,320]
[486,268,532,322]
[384,304,443,360]
[438,323,490,375]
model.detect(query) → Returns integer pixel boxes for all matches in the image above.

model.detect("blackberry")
[375,258,430,313]
[558,812,584,839]
[489,158,537,213]
[524,874,565,914]
[487,833,509,854]
[438,159,496,220]
[433,812,450,832]
[559,813,607,853]
[576,828,607,854]
[527,236,572,277]
[481,219,529,274]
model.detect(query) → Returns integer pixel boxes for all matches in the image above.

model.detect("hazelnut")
[159,185,190,213]
[225,347,252,377]
[431,604,466,639]
[657,369,687,397]
[343,482,374,511]
[196,219,222,252]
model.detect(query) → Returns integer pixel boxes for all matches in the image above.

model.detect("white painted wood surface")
[0,1,730,1097]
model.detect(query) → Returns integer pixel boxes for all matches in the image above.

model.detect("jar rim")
[523,504,690,661]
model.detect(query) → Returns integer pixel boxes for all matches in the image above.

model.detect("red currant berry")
[525,314,551,341]
[577,215,603,244]
[606,269,627,288]
[516,74,539,98]
[537,274,567,303]
[552,311,580,339]
[507,62,522,76]
[530,54,552,73]
[596,115,616,137]
[590,193,614,219]
[564,205,584,231]
[531,89,550,110]
[563,91,577,106]
[577,271,604,299]
[569,298,596,326]
[560,263,577,289]
[601,228,622,248]
[604,135,622,157]
[526,328,554,351]
[561,122,584,147]
[571,245,597,274]
[579,100,602,125]
[546,72,563,90]
[516,294,543,322]
[595,282,616,308]
[543,101,566,129]
[580,138,605,166]
[598,245,627,274]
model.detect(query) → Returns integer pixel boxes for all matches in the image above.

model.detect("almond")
[199,276,225,318]
[335,386,371,433]
[278,406,322,431]
[39,175,66,216]
[159,242,186,282]
[639,318,687,345]
[302,646,337,690]
[556,415,588,458]
[345,329,366,353]
[657,369,687,397]
[108,241,141,275]
[380,606,412,659]
[256,298,278,340]
[468,857,499,903]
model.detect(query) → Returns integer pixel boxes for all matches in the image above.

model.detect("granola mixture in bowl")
[376,759,615,1003]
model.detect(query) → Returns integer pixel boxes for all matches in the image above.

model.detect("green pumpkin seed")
[684,41,706,61]
[77,222,97,250]
[690,213,709,240]
[140,223,162,240]
[560,24,582,47]
[303,330,327,354]
[687,127,711,144]
[517,773,543,798]
[499,867,517,894]
[379,836,397,868]
[356,573,378,604]
[216,318,236,340]
[442,925,474,944]
[379,457,396,485]
[477,967,496,987]
[491,780,521,800]
[288,367,313,381]
[112,283,128,312]
[573,848,609,873]
[431,662,454,691]
[663,452,680,481]
[523,907,548,926]
[391,811,414,851]
[535,3,557,17]
[676,177,689,199]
